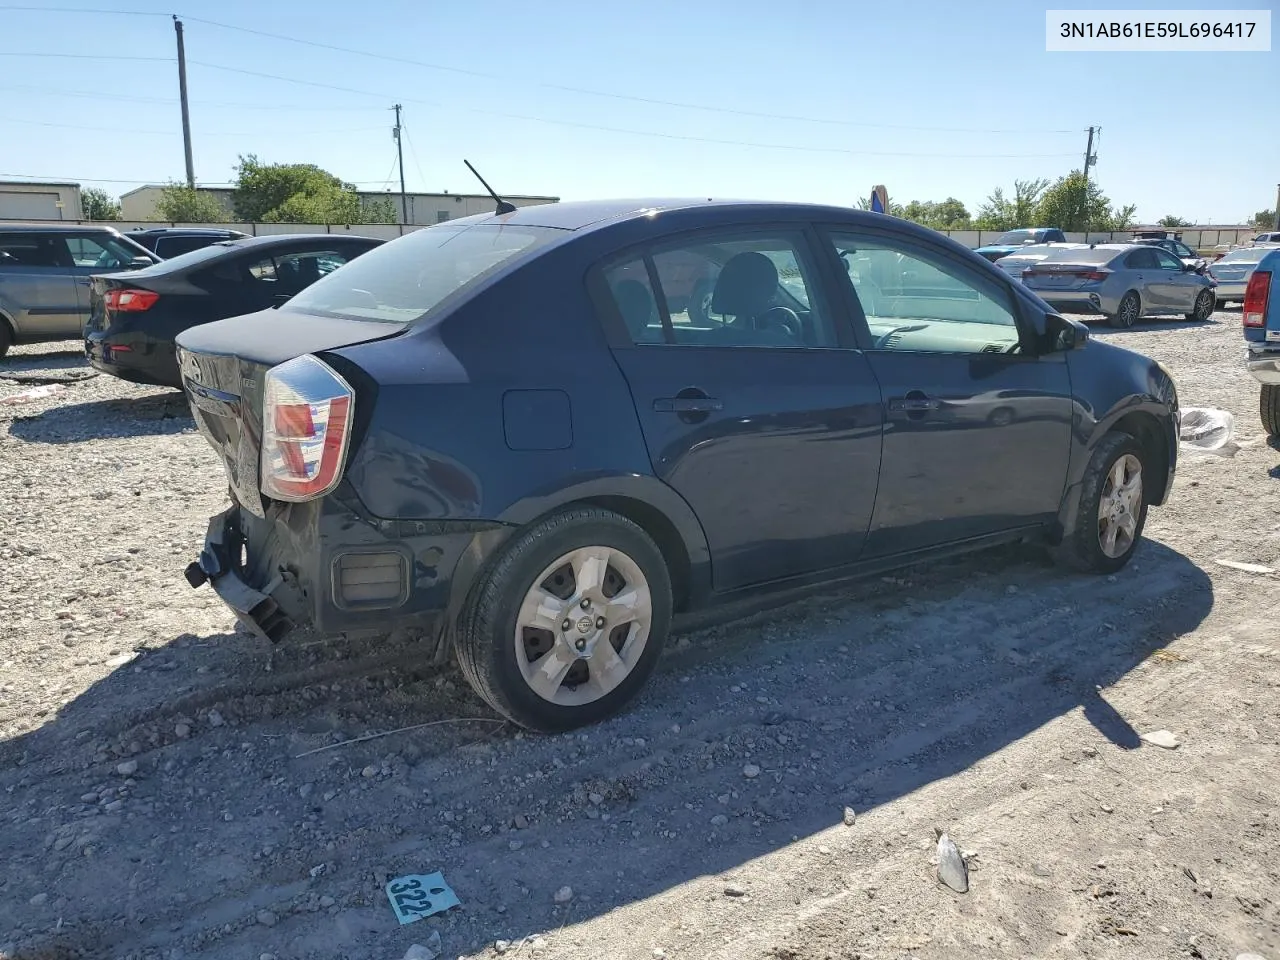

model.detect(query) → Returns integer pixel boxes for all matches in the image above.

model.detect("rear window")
[281,224,559,324]
[1037,247,1118,265]
[1220,247,1275,264]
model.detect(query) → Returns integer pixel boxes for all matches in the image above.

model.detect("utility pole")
[392,104,408,225]
[1079,125,1097,233]
[173,17,195,188]
[1273,182,1279,230]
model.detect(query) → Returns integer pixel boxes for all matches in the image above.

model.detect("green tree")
[360,194,399,224]
[1159,215,1191,227]
[154,183,226,223]
[897,198,971,230]
[974,179,1048,231]
[82,187,121,221]
[1252,209,1278,230]
[232,154,385,224]
[1034,171,1135,232]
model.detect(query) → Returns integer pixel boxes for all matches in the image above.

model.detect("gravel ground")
[1,313,1277,960]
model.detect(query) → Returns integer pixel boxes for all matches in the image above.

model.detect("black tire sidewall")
[1190,290,1214,321]
[1069,432,1149,573]
[1261,384,1280,438]
[462,510,673,732]
[0,320,12,357]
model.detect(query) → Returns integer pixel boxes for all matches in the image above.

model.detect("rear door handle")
[654,396,722,413]
[888,396,940,412]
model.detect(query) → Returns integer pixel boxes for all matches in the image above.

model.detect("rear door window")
[0,234,67,268]
[1125,248,1160,270]
[602,231,838,349]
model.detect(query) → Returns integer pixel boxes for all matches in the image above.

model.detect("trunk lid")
[1023,261,1108,290]
[176,308,405,516]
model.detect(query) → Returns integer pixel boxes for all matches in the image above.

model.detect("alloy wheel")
[1118,293,1140,327]
[513,546,653,706]
[1098,453,1143,559]
[1194,290,1215,321]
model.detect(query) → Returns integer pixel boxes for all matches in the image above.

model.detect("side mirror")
[1046,312,1088,352]
[128,256,154,269]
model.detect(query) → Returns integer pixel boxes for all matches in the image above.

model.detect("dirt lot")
[1,312,1277,960]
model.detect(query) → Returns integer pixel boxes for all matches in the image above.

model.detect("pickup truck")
[1243,247,1280,437]
[973,227,1067,263]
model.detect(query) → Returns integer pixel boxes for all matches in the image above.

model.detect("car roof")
[129,227,245,236]
[0,223,124,234]
[203,233,384,250]
[433,198,891,233]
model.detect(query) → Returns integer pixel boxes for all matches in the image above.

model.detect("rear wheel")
[0,319,12,357]
[1054,431,1148,574]
[1186,288,1215,322]
[1108,291,1141,328]
[1261,384,1280,439]
[455,507,672,732]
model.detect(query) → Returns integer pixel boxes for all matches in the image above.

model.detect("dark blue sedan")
[174,199,1180,732]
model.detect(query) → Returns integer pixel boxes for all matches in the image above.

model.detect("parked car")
[1242,247,1280,437]
[1133,237,1208,274]
[0,224,160,355]
[973,227,1067,262]
[127,227,249,259]
[1251,231,1280,246]
[84,234,383,387]
[1208,244,1280,306]
[1022,243,1217,327]
[990,242,1091,282]
[175,198,1179,732]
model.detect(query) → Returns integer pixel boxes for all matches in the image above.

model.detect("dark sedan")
[85,234,383,387]
[175,199,1180,732]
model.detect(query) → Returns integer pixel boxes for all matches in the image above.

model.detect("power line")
[185,61,1076,160]
[0,7,1078,135]
[0,83,383,112]
[0,115,387,137]
[0,51,173,61]
[402,124,429,193]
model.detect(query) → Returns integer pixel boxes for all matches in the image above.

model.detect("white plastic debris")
[0,383,65,405]
[1178,407,1235,452]
[1140,729,1180,749]
[934,829,969,893]
[1215,559,1275,575]
[403,930,442,959]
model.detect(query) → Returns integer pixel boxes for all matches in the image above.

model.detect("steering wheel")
[755,306,803,341]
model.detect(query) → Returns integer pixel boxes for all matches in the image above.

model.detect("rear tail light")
[104,288,159,312]
[1078,270,1110,282]
[261,354,354,502]
[1243,270,1272,328]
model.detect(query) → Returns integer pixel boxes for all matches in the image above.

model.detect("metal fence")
[8,219,1262,252]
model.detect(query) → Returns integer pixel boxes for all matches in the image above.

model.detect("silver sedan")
[1208,243,1280,305]
[1021,243,1217,328]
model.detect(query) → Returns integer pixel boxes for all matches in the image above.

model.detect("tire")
[1108,291,1141,328]
[1262,384,1280,439]
[454,506,673,732]
[1186,288,1215,322]
[0,319,12,358]
[1053,431,1149,574]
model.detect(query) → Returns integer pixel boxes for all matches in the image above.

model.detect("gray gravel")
[1,313,1278,960]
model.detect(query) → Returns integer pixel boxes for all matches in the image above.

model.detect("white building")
[0,181,84,220]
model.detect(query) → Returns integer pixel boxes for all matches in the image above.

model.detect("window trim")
[587,222,858,352]
[814,222,1040,358]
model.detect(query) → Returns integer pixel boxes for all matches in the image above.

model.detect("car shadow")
[1084,315,1223,335]
[0,540,1213,958]
[7,391,193,443]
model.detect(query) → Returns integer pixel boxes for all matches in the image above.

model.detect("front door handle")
[887,395,940,413]
[653,396,722,413]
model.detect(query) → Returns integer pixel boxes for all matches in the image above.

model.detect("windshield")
[282,224,559,324]
[993,230,1036,245]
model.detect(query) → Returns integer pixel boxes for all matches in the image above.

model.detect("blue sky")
[0,0,1275,223]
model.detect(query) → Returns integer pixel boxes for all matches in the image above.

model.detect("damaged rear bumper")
[185,498,513,644]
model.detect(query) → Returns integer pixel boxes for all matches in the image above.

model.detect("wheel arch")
[1108,410,1171,505]
[0,306,17,348]
[494,475,712,612]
